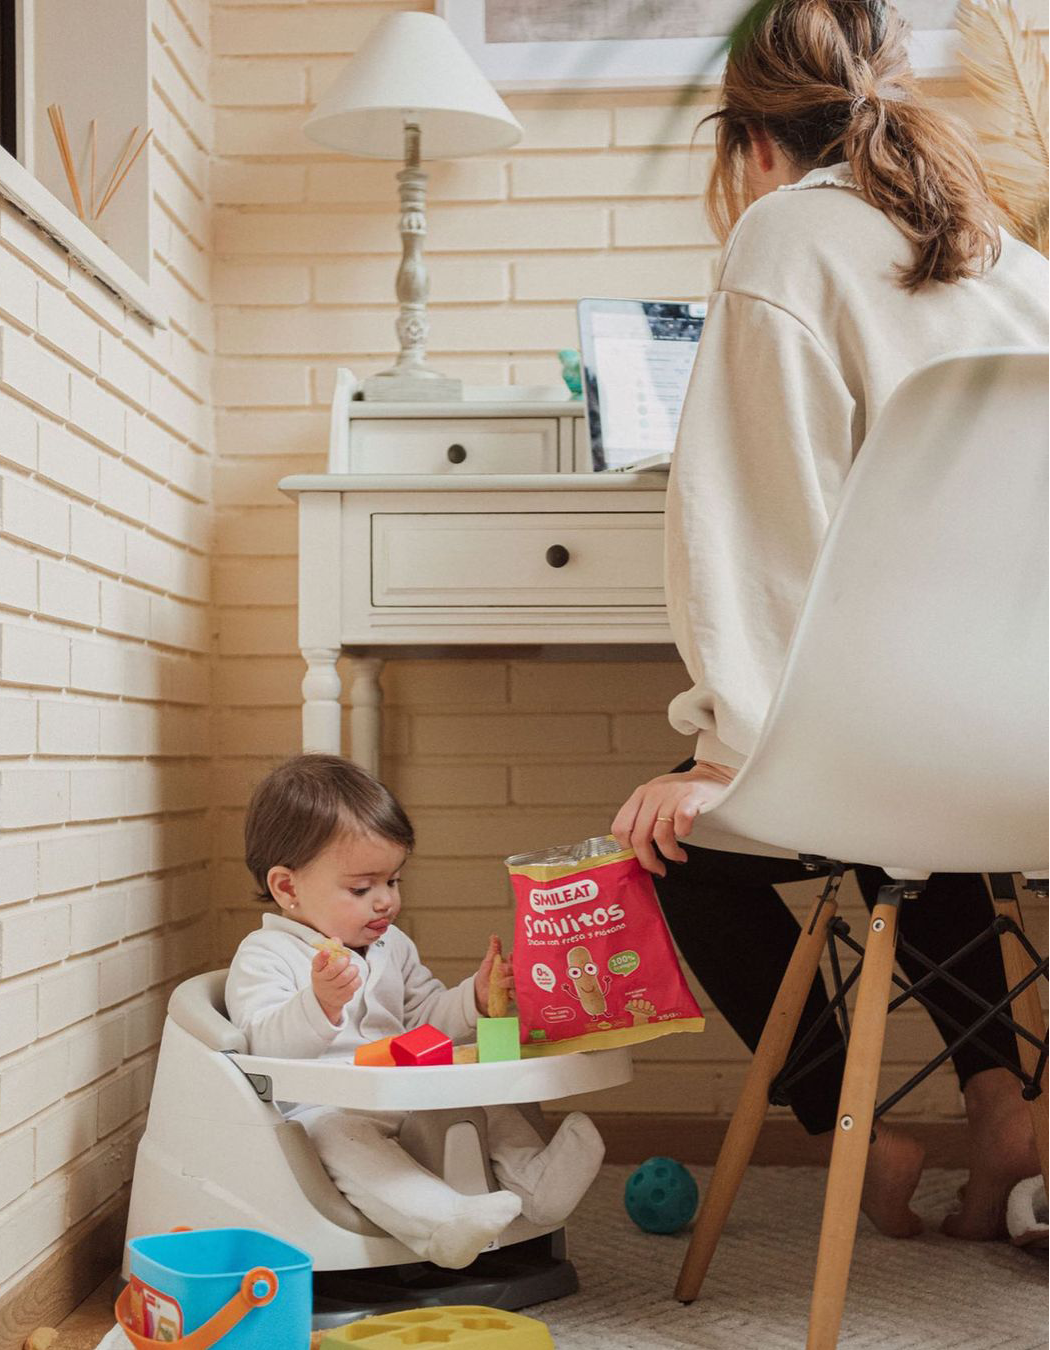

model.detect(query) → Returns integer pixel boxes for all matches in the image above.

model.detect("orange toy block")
[390,1024,453,1066]
[353,1036,396,1067]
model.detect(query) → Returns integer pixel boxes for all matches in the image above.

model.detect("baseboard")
[0,1189,128,1350]
[572,1114,969,1168]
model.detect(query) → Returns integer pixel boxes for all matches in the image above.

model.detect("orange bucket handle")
[115,1267,278,1349]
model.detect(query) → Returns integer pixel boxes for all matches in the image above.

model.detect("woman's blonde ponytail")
[706,0,1002,289]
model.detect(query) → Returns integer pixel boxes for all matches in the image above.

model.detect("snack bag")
[505,835,705,1055]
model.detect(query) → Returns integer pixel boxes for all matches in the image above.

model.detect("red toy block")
[390,1023,453,1066]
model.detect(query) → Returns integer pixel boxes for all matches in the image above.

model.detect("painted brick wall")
[211,0,1048,1134]
[0,0,212,1296]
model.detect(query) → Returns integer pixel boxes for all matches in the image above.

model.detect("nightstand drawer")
[371,513,664,607]
[349,419,559,474]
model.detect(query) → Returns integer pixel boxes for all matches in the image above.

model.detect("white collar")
[262,911,329,944]
[778,161,858,192]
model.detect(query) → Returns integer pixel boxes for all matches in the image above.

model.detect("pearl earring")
[289,901,298,910]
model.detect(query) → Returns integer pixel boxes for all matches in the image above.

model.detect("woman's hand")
[311,948,362,1026]
[474,934,514,1015]
[611,761,738,877]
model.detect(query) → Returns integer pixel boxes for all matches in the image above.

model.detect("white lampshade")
[303,12,522,160]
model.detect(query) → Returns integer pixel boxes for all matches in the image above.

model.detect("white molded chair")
[124,970,631,1315]
[673,349,1049,1348]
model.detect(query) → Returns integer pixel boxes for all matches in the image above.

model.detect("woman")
[613,0,1047,1241]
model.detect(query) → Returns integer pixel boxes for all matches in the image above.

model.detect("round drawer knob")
[446,443,468,464]
[545,544,570,569]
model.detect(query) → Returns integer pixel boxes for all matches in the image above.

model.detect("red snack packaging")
[505,835,705,1056]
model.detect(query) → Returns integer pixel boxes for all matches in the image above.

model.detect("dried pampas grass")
[957,0,1049,254]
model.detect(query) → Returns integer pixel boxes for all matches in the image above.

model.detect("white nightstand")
[280,372,673,771]
[326,366,593,475]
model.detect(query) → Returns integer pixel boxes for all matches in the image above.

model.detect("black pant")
[653,761,1019,1134]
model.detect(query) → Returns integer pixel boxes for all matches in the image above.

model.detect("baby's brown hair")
[245,753,414,902]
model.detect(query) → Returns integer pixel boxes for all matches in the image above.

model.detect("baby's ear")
[267,865,296,909]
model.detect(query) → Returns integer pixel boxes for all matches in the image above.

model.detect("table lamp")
[303,12,523,402]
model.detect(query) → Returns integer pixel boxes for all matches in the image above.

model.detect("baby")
[225,752,605,1270]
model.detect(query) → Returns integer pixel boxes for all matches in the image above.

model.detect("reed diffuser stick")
[95,128,152,219]
[54,106,85,220]
[97,125,138,215]
[46,106,68,174]
[90,119,97,218]
[46,104,85,219]
[47,105,79,216]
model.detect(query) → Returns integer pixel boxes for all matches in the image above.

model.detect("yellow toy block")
[317,1305,554,1348]
[353,1036,396,1067]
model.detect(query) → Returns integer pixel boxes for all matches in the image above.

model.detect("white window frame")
[0,0,166,327]
[436,0,960,92]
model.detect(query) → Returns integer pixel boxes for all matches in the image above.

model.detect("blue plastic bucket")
[117,1228,311,1348]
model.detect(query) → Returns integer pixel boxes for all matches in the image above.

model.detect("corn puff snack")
[488,951,510,1018]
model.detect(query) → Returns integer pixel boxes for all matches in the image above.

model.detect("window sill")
[0,147,167,328]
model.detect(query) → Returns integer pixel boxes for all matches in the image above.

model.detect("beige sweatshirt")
[666,163,1049,768]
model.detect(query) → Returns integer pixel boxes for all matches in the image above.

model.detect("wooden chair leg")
[992,886,1049,1192]
[675,882,841,1303]
[806,889,901,1350]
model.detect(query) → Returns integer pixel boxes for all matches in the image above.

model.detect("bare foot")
[816,1122,925,1237]
[942,1069,1039,1241]
[862,1125,926,1237]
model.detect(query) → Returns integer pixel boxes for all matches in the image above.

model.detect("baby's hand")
[311,948,361,1026]
[474,934,514,1016]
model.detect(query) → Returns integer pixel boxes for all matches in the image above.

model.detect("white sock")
[425,1190,523,1269]
[488,1111,605,1226]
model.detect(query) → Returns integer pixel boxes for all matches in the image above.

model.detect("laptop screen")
[578,298,705,471]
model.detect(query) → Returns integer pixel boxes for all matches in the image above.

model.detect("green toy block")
[477,1015,521,1063]
[319,1305,553,1348]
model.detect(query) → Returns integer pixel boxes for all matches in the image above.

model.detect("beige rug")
[535,1165,1049,1349]
[94,1166,1047,1350]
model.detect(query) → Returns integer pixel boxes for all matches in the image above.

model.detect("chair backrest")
[707,348,1049,876]
[167,968,247,1053]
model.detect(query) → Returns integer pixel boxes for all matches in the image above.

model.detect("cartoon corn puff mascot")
[562,945,611,1016]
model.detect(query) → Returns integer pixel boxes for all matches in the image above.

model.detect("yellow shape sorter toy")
[318,1305,554,1348]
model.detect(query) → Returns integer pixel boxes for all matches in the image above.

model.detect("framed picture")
[436,1,960,91]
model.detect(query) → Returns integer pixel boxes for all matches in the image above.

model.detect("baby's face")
[273,829,406,948]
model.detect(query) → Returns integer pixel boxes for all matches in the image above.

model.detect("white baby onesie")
[225,911,477,1088]
[225,912,604,1267]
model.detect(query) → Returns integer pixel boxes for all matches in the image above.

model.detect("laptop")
[578,298,705,472]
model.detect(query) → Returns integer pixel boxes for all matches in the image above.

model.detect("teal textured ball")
[624,1156,699,1234]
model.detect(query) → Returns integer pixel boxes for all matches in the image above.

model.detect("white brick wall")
[0,0,213,1297]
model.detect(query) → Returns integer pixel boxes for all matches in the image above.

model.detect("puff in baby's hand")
[474,934,514,1016]
[311,940,361,1026]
